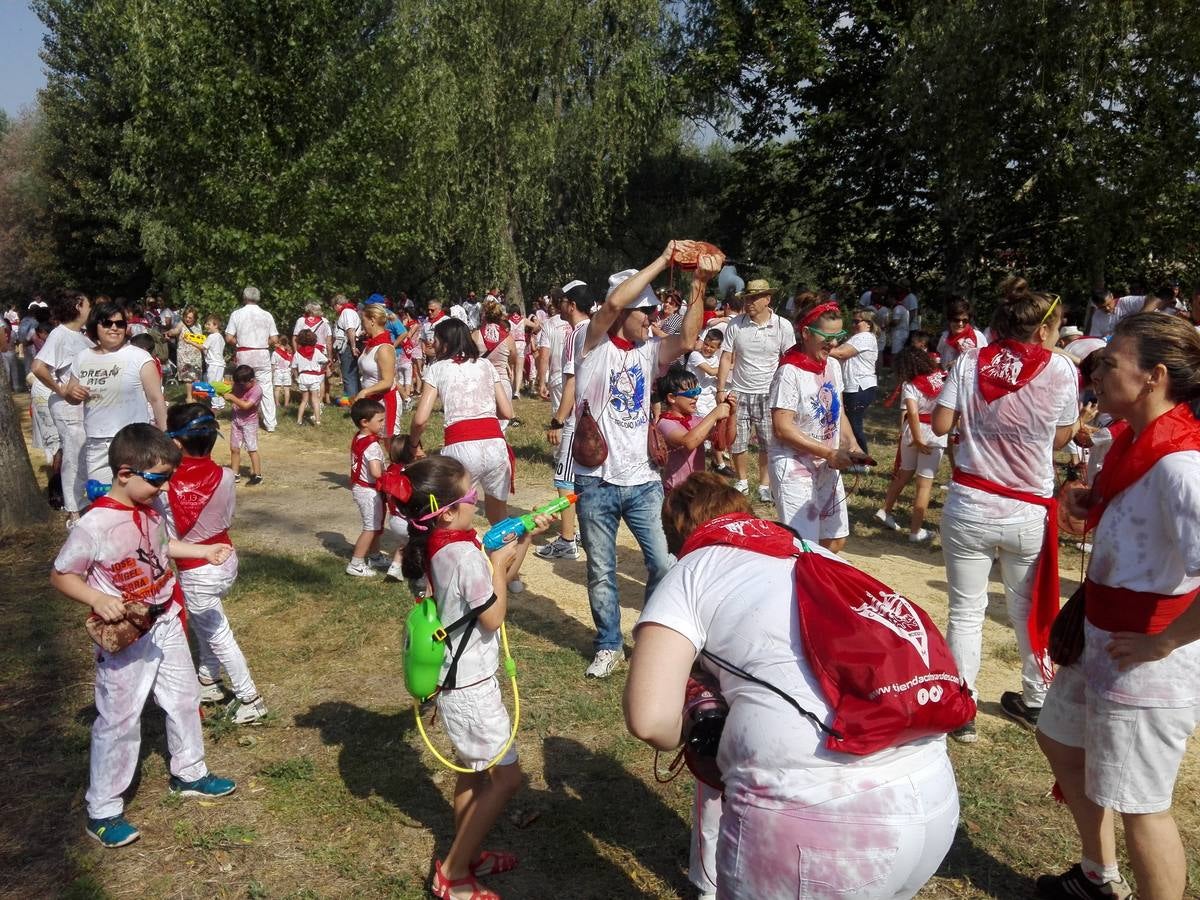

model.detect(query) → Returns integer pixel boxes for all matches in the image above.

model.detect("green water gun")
[482,493,577,551]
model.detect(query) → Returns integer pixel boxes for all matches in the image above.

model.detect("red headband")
[799,301,842,330]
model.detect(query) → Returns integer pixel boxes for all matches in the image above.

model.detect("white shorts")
[386,513,409,544]
[553,420,576,490]
[898,440,945,480]
[273,371,293,386]
[31,396,61,460]
[395,358,412,386]
[1037,663,1200,814]
[297,373,324,392]
[769,457,849,541]
[436,675,518,771]
[352,485,384,531]
[549,380,563,414]
[442,437,511,502]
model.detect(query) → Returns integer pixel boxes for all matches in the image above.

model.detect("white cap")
[561,279,587,294]
[1059,325,1083,339]
[606,268,658,310]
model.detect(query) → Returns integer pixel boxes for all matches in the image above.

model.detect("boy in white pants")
[50,423,237,849]
[161,402,267,724]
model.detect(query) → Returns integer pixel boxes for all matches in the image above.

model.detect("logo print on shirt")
[136,546,168,582]
[852,589,930,666]
[809,380,841,441]
[608,363,647,429]
[979,347,1024,385]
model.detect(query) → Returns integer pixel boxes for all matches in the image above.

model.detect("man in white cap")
[224,286,280,432]
[716,279,796,501]
[572,240,723,678]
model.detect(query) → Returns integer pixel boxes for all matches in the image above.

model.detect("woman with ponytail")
[1035,313,1200,900]
[931,276,1080,743]
[354,305,402,436]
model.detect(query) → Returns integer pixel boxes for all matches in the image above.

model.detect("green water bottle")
[404,598,447,702]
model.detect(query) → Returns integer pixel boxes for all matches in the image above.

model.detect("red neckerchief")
[304,315,323,328]
[946,326,978,355]
[508,313,523,328]
[274,347,293,362]
[659,411,694,431]
[427,311,446,324]
[607,327,637,351]
[481,323,509,354]
[975,339,1051,403]
[336,303,357,315]
[91,494,159,531]
[297,345,316,360]
[167,456,224,538]
[779,347,826,375]
[425,528,483,584]
[363,331,392,350]
[679,512,797,560]
[910,371,945,399]
[1087,404,1200,530]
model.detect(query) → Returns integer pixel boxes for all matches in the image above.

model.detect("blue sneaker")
[169,773,236,798]
[86,815,140,848]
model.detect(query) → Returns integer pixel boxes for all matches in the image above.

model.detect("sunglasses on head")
[807,325,848,343]
[120,468,172,487]
[98,318,128,329]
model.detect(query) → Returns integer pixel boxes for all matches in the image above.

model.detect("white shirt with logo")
[574,334,661,486]
[71,345,155,438]
[767,356,844,473]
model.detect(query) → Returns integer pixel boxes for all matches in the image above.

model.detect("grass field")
[1,377,1196,899]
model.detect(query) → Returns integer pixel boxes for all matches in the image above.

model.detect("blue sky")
[1,2,47,118]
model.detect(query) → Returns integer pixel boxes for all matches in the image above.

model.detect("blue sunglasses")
[120,468,173,487]
[673,386,702,398]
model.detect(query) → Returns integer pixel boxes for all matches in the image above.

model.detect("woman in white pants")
[32,290,94,523]
[931,277,1078,743]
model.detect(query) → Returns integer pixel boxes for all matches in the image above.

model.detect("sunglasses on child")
[806,325,848,343]
[119,468,173,486]
[672,387,702,398]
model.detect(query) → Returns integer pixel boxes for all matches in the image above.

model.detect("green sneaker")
[86,815,140,848]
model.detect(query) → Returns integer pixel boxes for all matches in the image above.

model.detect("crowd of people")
[8,251,1199,899]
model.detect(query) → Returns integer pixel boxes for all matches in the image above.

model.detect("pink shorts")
[230,417,259,452]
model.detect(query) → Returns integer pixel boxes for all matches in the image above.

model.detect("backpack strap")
[438,594,497,692]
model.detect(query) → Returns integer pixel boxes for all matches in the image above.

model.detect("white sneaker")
[908,528,932,544]
[229,696,268,725]
[873,509,901,531]
[385,562,404,582]
[198,679,225,703]
[733,480,749,495]
[757,484,773,503]
[585,649,624,679]
[1077,542,1093,553]
[507,579,525,594]
[534,537,580,560]
[345,561,377,578]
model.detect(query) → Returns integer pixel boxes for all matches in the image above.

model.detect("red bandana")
[946,326,978,355]
[427,311,446,324]
[364,331,392,350]
[975,339,1051,403]
[304,315,323,328]
[481,323,509,354]
[274,347,293,362]
[1086,404,1200,530]
[92,494,159,530]
[426,528,483,584]
[779,347,826,374]
[607,328,637,351]
[659,411,694,431]
[336,303,357,315]
[910,371,945,399]
[798,302,841,330]
[297,345,316,360]
[679,513,797,560]
[167,456,224,539]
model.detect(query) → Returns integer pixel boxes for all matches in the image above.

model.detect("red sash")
[444,418,516,491]
[1085,579,1198,635]
[237,346,267,354]
[274,347,293,363]
[176,531,233,571]
[350,433,381,489]
[975,340,1050,404]
[952,469,1058,679]
[779,348,826,375]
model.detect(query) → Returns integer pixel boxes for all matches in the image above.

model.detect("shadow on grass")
[938,826,1039,898]
[507,591,597,658]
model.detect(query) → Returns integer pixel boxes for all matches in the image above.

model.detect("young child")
[202,316,227,410]
[226,365,263,484]
[49,423,236,849]
[875,346,948,542]
[346,397,388,577]
[377,433,424,586]
[292,328,327,426]
[271,343,294,411]
[686,328,732,475]
[398,455,552,900]
[655,366,732,493]
[162,403,267,723]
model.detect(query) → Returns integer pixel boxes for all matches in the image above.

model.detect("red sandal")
[470,850,518,877]
[431,858,500,900]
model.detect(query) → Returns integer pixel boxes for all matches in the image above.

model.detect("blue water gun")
[482,494,577,551]
[86,480,111,501]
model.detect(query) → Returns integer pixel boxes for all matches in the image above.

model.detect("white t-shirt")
[720,313,796,395]
[561,319,588,378]
[573,334,662,486]
[334,307,362,350]
[271,349,292,376]
[35,323,93,413]
[225,304,278,368]
[293,316,333,352]
[537,314,571,386]
[71,345,155,438]
[1087,295,1144,338]
[420,313,448,348]
[430,541,498,684]
[767,357,844,469]
[203,333,226,370]
[292,349,328,388]
[686,349,720,399]
[54,502,179,615]
[901,380,948,449]
[1063,336,1106,363]
[840,331,878,392]
[459,301,482,331]
[637,541,942,808]
[358,343,391,389]
[422,358,500,427]
[351,438,386,489]
[936,348,1077,523]
[1084,451,1200,707]
[935,327,989,369]
[890,304,910,336]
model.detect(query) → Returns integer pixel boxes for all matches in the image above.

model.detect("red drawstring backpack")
[680,514,976,756]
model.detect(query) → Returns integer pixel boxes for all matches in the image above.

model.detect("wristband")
[548,419,564,430]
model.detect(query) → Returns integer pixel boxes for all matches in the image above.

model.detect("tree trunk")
[499,210,525,307]
[0,377,51,532]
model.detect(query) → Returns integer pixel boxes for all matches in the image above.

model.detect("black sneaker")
[1000,691,1040,731]
[714,465,736,478]
[1036,863,1132,899]
[949,721,977,743]
[247,474,264,486]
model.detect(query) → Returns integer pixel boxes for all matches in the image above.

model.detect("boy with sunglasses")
[50,424,238,849]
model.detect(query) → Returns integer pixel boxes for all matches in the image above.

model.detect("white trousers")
[941,514,1049,707]
[180,564,258,703]
[51,402,87,512]
[253,362,276,430]
[207,364,226,409]
[85,436,114,483]
[691,781,721,896]
[87,614,207,818]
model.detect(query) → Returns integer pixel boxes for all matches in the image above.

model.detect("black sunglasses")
[98,318,128,329]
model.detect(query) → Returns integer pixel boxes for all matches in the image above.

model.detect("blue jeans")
[843,386,876,454]
[574,475,672,652]
[339,345,360,396]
